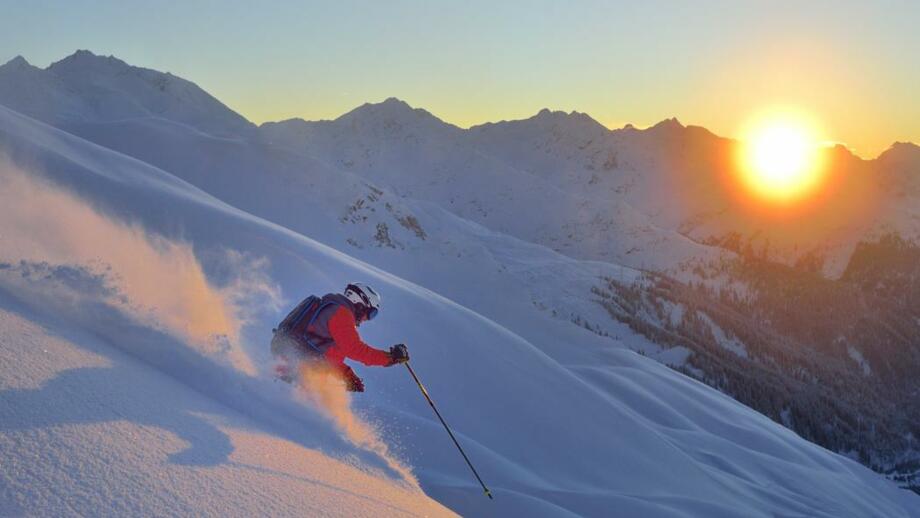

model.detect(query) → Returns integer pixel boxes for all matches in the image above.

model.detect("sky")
[1,0,918,157]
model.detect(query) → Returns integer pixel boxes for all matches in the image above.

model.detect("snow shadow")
[0,277,408,480]
[0,364,234,466]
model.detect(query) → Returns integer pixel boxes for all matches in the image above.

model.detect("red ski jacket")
[323,306,392,372]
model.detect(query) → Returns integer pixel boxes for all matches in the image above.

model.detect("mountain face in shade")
[0,50,255,137]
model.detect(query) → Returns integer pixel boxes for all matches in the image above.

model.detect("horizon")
[4,49,917,163]
[2,1,917,158]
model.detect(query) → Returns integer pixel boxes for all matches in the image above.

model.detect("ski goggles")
[366,306,378,320]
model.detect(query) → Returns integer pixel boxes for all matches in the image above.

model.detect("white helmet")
[344,283,381,320]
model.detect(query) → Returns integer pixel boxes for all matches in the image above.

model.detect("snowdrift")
[0,104,918,517]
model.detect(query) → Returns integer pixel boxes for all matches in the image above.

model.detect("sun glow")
[738,111,825,202]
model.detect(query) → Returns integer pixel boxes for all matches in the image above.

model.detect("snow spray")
[293,362,418,485]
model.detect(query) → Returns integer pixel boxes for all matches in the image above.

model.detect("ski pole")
[404,362,493,500]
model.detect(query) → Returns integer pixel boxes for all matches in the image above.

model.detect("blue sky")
[1,0,918,155]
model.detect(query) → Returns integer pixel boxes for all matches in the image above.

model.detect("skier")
[271,282,409,392]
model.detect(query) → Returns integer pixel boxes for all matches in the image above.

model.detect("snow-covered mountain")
[258,92,920,488]
[2,90,918,517]
[263,100,730,275]
[0,50,254,137]
[1,50,919,514]
[262,93,920,281]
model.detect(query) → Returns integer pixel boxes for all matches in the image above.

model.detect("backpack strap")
[300,300,343,353]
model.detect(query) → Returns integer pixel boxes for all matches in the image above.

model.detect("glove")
[388,344,409,365]
[342,368,365,392]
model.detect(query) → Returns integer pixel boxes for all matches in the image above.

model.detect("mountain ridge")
[3,51,916,157]
[0,50,255,137]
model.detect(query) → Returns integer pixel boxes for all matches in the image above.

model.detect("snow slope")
[1,98,918,517]
[0,302,451,517]
[0,55,681,366]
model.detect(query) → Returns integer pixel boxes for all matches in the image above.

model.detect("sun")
[738,111,825,202]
